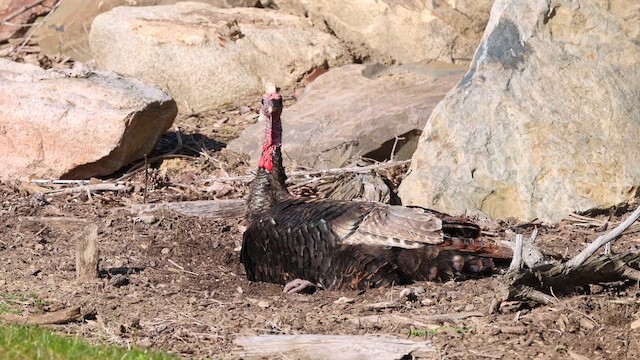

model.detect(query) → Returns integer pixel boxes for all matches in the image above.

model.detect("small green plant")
[0,324,177,360]
[410,325,473,337]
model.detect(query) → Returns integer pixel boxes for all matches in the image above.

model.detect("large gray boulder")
[399,0,640,222]
[228,63,466,169]
[0,59,177,180]
[297,0,494,64]
[33,0,261,62]
[89,2,351,113]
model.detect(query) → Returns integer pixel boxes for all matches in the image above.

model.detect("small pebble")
[133,215,157,224]
[421,298,434,306]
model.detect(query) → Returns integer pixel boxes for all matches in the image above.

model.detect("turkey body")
[240,88,512,291]
[241,196,512,290]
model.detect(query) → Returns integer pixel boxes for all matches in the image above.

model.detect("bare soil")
[1,113,640,359]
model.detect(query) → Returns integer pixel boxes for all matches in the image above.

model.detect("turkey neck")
[246,99,291,217]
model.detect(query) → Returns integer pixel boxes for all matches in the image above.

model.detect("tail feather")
[437,237,513,259]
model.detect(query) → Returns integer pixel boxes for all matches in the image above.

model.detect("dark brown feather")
[240,89,513,290]
[241,197,512,290]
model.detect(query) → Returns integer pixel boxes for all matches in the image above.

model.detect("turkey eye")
[261,98,266,105]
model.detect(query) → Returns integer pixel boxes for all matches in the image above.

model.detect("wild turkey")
[241,86,513,293]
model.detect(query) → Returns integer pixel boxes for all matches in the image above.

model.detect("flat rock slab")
[399,0,640,222]
[299,0,493,64]
[89,2,351,113]
[228,63,465,169]
[0,59,177,181]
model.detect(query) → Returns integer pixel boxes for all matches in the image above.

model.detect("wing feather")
[342,204,444,249]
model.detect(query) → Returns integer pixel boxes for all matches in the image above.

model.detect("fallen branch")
[491,253,640,312]
[566,204,640,268]
[122,199,245,219]
[198,159,411,184]
[44,183,127,195]
[233,334,434,360]
[31,180,92,185]
[0,306,81,325]
[491,203,640,312]
[508,234,524,272]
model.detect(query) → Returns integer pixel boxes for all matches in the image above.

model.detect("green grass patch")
[0,292,48,315]
[0,324,178,360]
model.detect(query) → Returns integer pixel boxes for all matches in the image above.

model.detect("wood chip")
[500,325,527,335]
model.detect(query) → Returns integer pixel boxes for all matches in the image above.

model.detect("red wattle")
[259,145,275,172]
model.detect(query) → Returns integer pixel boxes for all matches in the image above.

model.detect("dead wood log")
[491,204,640,312]
[121,199,245,219]
[0,306,81,325]
[566,204,640,268]
[233,334,435,360]
[491,253,640,312]
[76,225,100,282]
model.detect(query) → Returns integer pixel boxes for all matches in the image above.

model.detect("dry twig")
[44,183,126,195]
[566,204,640,268]
[198,159,411,184]
[491,204,640,312]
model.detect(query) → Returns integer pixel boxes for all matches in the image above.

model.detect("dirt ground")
[1,102,640,359]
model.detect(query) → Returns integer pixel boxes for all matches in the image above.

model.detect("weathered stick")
[199,159,411,184]
[0,306,81,325]
[123,199,245,219]
[491,253,640,312]
[45,183,126,196]
[76,225,100,282]
[508,234,524,272]
[499,228,544,269]
[31,180,92,185]
[233,334,434,360]
[566,204,640,268]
